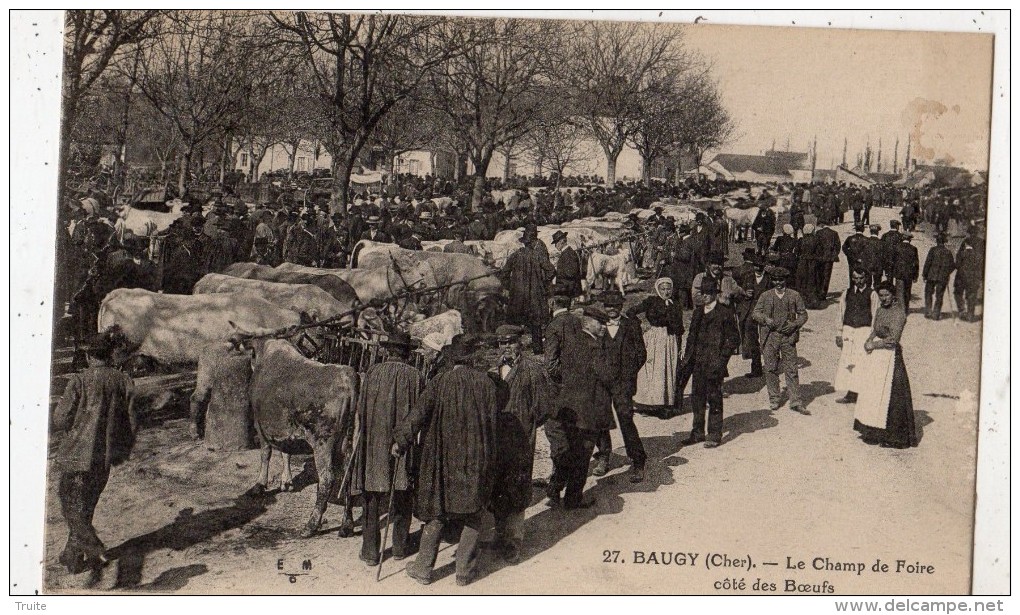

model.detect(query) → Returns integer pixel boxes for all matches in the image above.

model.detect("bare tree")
[369,92,445,185]
[428,17,565,209]
[268,11,467,214]
[678,77,735,174]
[564,21,688,185]
[134,11,280,193]
[628,67,718,186]
[523,118,596,190]
[60,9,161,203]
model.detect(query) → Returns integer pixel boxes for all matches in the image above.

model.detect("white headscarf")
[655,277,674,303]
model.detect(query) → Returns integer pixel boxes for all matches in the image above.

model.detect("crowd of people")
[51,173,987,585]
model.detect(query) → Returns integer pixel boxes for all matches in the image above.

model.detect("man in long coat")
[841,224,868,281]
[794,224,820,308]
[502,225,556,353]
[953,237,984,322]
[860,225,886,289]
[892,233,920,310]
[751,201,776,256]
[489,325,555,564]
[355,333,423,566]
[393,339,496,586]
[543,288,582,386]
[545,307,615,510]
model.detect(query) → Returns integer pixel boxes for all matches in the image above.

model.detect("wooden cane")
[376,454,401,582]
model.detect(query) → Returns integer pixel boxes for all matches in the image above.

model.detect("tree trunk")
[641,154,653,187]
[606,156,617,186]
[455,151,468,181]
[178,144,193,196]
[219,134,230,184]
[331,154,354,218]
[502,151,511,182]
[471,150,493,210]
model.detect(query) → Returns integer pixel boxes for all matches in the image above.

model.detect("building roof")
[708,151,810,178]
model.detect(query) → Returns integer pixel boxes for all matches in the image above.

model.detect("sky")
[683,22,994,171]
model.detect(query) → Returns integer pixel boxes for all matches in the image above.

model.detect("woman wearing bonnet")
[629,277,685,413]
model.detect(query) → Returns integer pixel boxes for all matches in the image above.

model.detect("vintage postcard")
[9,9,1008,601]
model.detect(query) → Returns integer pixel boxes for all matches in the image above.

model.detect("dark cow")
[223,262,360,306]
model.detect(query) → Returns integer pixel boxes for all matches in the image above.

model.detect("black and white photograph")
[9,9,1009,602]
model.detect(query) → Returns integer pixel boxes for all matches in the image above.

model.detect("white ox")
[115,200,187,237]
[273,261,437,304]
[192,274,348,321]
[724,204,790,241]
[407,309,463,347]
[586,249,638,296]
[357,246,502,297]
[491,189,522,207]
[98,288,306,365]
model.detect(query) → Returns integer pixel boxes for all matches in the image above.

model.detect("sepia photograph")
[9,8,1009,602]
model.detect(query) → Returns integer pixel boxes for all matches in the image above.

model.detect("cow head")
[228,321,271,370]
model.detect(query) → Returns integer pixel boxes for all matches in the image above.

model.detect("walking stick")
[376,454,401,582]
[335,429,362,525]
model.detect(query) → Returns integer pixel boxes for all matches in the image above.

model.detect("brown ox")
[237,334,360,538]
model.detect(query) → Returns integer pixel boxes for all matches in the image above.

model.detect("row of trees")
[62,10,733,212]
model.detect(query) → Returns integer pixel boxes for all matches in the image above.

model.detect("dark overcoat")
[683,303,741,379]
[490,357,555,515]
[395,366,496,521]
[556,331,615,432]
[52,366,137,473]
[503,242,556,326]
[354,361,423,493]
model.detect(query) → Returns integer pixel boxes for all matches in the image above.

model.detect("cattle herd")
[53,175,987,554]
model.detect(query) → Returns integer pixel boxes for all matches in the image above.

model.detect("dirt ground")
[42,206,982,595]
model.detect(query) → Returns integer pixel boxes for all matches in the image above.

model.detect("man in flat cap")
[592,293,647,482]
[488,325,555,563]
[752,266,810,415]
[545,306,614,509]
[683,277,741,447]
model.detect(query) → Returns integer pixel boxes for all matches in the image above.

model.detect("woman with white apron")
[629,278,685,413]
[834,268,878,404]
[852,281,918,449]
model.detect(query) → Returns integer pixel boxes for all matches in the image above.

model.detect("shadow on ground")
[106,491,276,589]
